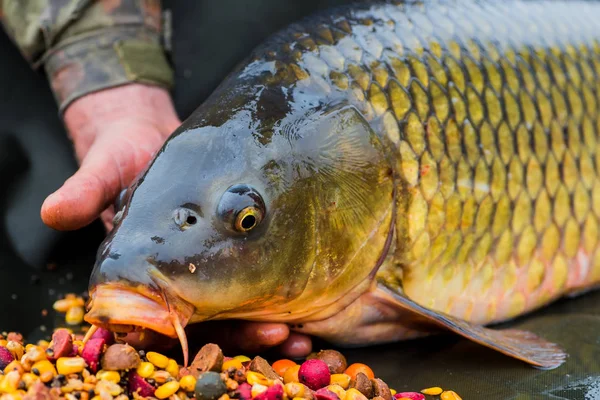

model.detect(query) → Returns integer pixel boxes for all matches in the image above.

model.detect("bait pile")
[0,295,463,400]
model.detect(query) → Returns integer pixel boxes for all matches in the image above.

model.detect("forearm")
[0,0,173,114]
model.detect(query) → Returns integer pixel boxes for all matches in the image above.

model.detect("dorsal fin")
[373,281,567,370]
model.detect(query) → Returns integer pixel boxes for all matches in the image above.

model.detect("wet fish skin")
[85,0,600,369]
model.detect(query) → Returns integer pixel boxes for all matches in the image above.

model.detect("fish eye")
[218,184,266,234]
[235,206,262,232]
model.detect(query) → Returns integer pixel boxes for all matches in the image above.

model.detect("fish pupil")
[241,215,256,230]
[186,215,197,225]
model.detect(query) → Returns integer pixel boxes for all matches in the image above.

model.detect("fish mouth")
[83,284,195,365]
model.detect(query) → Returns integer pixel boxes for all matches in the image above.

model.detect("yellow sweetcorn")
[56,357,86,375]
[72,341,84,356]
[20,373,39,389]
[421,387,444,396]
[96,370,121,383]
[166,359,179,377]
[326,384,346,399]
[179,375,197,392]
[251,384,268,397]
[4,361,24,375]
[146,352,170,369]
[222,359,244,371]
[246,371,270,386]
[330,374,351,389]
[6,342,24,360]
[233,355,251,362]
[344,388,368,400]
[95,380,122,396]
[284,382,305,398]
[136,362,155,378]
[390,389,397,395]
[441,390,462,400]
[155,381,180,399]
[31,360,56,377]
[65,306,85,325]
[283,365,300,384]
[0,371,21,393]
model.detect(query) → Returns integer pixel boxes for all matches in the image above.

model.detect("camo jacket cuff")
[44,26,174,115]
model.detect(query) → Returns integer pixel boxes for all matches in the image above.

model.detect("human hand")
[41,84,181,232]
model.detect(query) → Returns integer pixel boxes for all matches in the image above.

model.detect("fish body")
[85,0,600,369]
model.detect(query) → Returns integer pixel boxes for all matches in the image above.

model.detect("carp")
[84,0,600,370]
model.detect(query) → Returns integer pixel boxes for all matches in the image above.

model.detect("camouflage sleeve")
[0,0,174,114]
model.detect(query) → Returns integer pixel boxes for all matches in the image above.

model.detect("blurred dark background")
[0,1,599,399]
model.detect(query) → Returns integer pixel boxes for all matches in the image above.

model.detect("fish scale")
[244,0,600,324]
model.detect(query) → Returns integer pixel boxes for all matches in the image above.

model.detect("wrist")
[64,84,180,146]
[45,27,174,115]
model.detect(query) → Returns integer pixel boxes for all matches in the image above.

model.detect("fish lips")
[84,284,195,339]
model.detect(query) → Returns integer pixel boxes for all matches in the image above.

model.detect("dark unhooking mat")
[0,1,599,399]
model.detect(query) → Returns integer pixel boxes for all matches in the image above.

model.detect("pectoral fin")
[373,281,567,370]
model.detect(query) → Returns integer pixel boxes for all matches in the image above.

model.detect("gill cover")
[216,103,396,321]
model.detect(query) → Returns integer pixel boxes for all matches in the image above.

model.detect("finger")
[41,131,153,231]
[277,332,312,358]
[101,206,115,232]
[233,322,290,352]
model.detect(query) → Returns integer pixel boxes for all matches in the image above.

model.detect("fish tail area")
[374,282,567,370]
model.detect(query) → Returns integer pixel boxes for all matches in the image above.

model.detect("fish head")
[84,103,395,354]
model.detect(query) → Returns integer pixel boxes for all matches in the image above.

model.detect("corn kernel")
[441,390,462,400]
[292,398,304,400]
[222,359,243,371]
[154,381,180,399]
[179,375,196,392]
[166,359,179,377]
[53,299,72,313]
[1,394,22,400]
[0,341,6,347]
[20,373,39,389]
[150,371,171,384]
[421,387,443,396]
[39,372,54,383]
[146,352,169,369]
[345,388,368,400]
[60,296,84,309]
[3,361,23,375]
[233,355,251,362]
[65,306,85,326]
[24,346,46,363]
[6,342,23,360]
[251,384,268,397]
[246,371,270,386]
[57,357,86,375]
[218,395,230,400]
[73,341,84,356]
[136,362,155,378]
[284,382,305,398]
[95,380,122,396]
[283,365,300,384]
[0,371,20,393]
[390,389,396,396]
[31,360,56,377]
[36,341,49,349]
[327,385,346,399]
[96,370,121,383]
[330,374,351,389]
